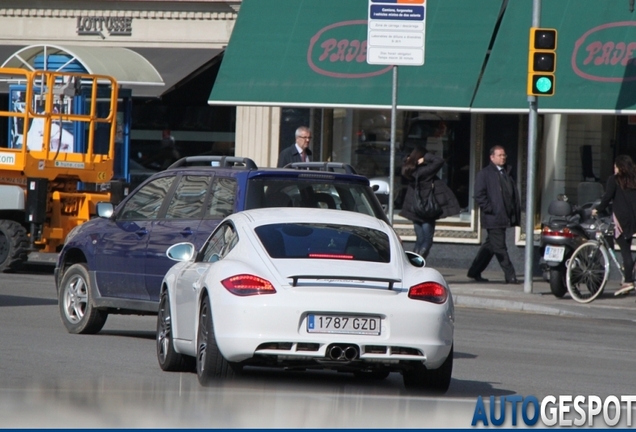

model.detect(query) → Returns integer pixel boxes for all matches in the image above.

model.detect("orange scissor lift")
[0,68,119,271]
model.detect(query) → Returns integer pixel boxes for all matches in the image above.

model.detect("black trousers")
[467,227,517,282]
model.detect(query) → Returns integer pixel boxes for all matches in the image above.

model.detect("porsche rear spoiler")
[289,275,401,290]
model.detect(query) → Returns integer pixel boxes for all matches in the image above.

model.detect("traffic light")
[527,28,557,96]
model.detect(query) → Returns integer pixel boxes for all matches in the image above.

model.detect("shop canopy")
[2,44,164,87]
[473,0,636,114]
[1,44,223,97]
[211,0,636,114]
[209,0,503,111]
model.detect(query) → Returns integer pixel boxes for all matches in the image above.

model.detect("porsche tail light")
[221,274,276,296]
[408,282,448,304]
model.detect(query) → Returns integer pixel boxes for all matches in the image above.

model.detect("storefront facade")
[0,0,240,161]
[210,0,636,271]
[3,0,636,271]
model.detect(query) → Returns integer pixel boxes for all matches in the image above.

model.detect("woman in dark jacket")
[593,155,636,295]
[399,146,461,258]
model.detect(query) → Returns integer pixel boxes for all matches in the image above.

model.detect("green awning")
[209,0,503,110]
[473,0,636,114]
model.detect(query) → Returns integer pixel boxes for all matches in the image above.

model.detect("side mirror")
[369,177,390,195]
[405,251,425,268]
[167,242,196,262]
[370,177,390,214]
[96,202,114,218]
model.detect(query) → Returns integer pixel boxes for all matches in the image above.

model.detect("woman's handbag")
[413,179,443,220]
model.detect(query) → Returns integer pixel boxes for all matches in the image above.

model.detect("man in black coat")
[277,126,313,168]
[467,145,521,284]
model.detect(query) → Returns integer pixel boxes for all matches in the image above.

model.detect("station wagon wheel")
[58,263,107,334]
[196,295,237,385]
[156,290,195,372]
[402,345,453,394]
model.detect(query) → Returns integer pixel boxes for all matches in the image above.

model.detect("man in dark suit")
[467,145,521,284]
[277,126,313,168]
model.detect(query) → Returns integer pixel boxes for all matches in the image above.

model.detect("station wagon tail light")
[408,282,448,304]
[221,274,276,296]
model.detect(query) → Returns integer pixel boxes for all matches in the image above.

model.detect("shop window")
[350,110,401,179]
[277,107,473,219]
[331,109,471,212]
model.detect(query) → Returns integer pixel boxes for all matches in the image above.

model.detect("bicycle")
[566,215,636,303]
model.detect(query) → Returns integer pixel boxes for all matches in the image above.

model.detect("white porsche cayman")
[156,208,454,393]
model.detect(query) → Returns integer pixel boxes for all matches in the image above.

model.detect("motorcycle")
[539,196,592,298]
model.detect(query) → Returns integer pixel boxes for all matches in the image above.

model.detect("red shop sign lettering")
[307,20,392,79]
[573,21,636,82]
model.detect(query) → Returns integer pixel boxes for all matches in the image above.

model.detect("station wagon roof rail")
[284,162,358,175]
[168,156,258,170]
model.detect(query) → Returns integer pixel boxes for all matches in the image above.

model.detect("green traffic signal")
[527,27,557,97]
[536,77,551,93]
[531,74,555,95]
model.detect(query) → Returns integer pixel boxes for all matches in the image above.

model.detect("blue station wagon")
[55,156,388,334]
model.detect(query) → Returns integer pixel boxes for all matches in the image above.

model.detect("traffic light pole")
[524,0,541,294]
[525,97,538,294]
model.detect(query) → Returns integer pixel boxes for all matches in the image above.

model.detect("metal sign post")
[367,0,426,225]
[389,66,398,224]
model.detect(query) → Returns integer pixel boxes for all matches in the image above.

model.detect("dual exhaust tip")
[327,344,359,361]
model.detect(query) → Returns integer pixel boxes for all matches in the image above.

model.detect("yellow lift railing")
[0,68,119,253]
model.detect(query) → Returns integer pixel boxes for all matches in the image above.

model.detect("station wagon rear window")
[254,223,390,262]
[245,178,385,221]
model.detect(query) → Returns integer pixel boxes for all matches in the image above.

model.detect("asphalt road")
[1,266,635,428]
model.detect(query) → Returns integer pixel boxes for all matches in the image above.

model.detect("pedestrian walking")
[592,154,636,296]
[399,145,460,259]
[467,145,521,284]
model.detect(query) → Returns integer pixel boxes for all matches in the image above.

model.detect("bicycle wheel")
[566,241,609,303]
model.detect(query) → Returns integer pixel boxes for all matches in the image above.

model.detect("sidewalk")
[439,267,636,322]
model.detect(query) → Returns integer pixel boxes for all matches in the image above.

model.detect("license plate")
[544,245,565,262]
[307,314,381,335]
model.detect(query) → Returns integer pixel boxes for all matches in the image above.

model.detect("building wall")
[539,114,567,217]
[0,0,239,49]
[235,106,280,168]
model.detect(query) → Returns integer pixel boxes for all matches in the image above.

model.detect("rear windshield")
[245,178,386,221]
[254,223,391,263]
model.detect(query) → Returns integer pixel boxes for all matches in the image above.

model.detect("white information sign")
[366,0,426,66]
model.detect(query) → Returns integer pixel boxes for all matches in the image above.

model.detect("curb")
[452,294,587,318]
